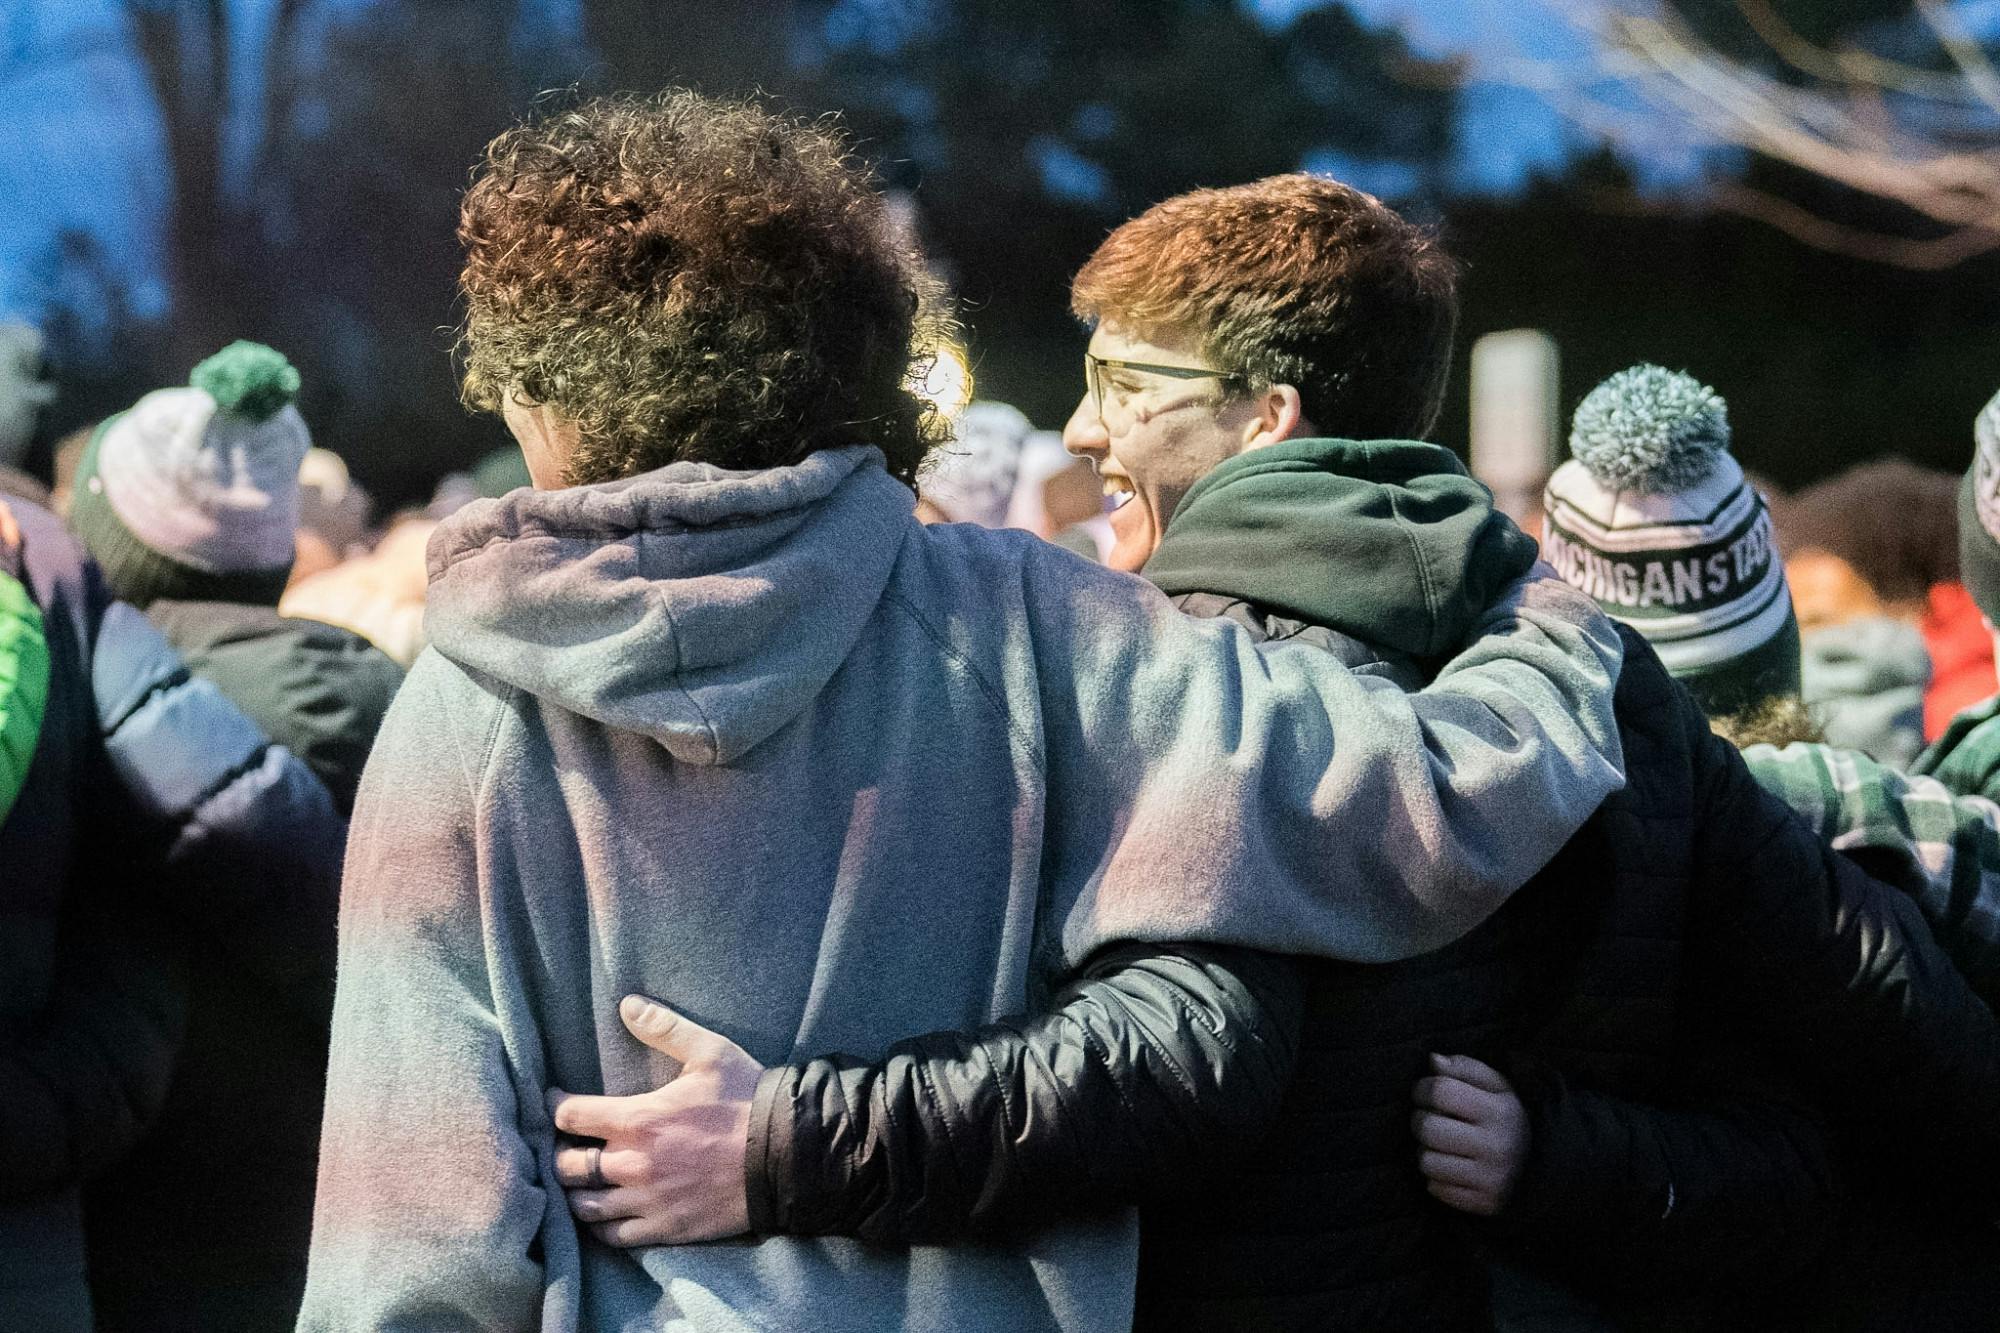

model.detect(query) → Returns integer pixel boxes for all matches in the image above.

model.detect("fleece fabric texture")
[1143,436,1539,662]
[301,446,1624,1333]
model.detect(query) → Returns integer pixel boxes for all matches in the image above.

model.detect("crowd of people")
[4,87,2000,1332]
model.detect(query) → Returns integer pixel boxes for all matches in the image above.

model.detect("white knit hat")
[1543,364,1800,715]
[72,341,310,607]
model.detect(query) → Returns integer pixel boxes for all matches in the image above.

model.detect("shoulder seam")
[880,587,1044,768]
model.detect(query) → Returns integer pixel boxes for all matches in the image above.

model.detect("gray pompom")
[1569,364,1730,491]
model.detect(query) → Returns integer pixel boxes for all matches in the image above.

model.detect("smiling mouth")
[1101,474,1136,511]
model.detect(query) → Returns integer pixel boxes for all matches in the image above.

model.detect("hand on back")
[1411,1052,1527,1216]
[549,995,765,1246]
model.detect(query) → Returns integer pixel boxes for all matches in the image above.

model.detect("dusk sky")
[0,0,1694,324]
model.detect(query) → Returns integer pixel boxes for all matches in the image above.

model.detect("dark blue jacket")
[0,496,343,1331]
[88,600,394,1331]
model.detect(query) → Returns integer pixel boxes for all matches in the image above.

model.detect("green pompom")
[1569,364,1729,492]
[189,341,300,422]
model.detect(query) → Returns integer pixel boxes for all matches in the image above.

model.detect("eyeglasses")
[1084,352,1245,424]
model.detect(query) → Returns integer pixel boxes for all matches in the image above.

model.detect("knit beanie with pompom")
[70,341,311,609]
[1543,364,1800,718]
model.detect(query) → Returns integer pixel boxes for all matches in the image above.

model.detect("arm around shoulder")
[1042,559,1627,966]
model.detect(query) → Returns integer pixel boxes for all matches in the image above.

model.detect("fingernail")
[620,995,648,1023]
[1430,1052,1449,1071]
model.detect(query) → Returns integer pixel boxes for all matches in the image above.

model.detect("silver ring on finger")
[585,1144,607,1191]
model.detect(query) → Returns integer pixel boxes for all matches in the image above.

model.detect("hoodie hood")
[1142,437,1539,662]
[424,446,913,765]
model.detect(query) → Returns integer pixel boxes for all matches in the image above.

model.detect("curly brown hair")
[1072,175,1459,441]
[1780,458,1960,605]
[458,91,951,487]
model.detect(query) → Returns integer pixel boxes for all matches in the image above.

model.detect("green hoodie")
[1911,692,2000,802]
[1142,437,1540,664]
[0,571,47,827]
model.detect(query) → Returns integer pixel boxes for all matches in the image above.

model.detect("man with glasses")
[554,173,2000,1329]
[300,99,1642,1333]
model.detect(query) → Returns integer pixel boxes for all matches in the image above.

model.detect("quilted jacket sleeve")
[746,943,1304,1244]
[91,598,345,1026]
[1488,1052,1835,1299]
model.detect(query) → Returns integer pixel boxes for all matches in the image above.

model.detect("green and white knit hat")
[1542,365,1799,716]
[1956,385,2000,622]
[70,341,309,608]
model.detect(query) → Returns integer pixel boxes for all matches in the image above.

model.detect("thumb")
[620,994,721,1062]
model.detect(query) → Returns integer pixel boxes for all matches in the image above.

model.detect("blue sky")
[0,0,1693,323]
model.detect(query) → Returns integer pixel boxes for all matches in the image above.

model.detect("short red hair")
[1072,175,1459,440]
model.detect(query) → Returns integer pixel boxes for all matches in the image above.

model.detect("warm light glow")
[911,343,974,421]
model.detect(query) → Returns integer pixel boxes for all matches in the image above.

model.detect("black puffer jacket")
[750,621,2000,1330]
[147,600,402,816]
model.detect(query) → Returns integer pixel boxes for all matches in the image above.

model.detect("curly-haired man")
[296,92,1636,1332]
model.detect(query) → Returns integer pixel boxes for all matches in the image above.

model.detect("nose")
[1062,394,1108,462]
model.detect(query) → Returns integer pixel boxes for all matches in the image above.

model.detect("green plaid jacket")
[1910,694,2000,804]
[1746,738,2000,999]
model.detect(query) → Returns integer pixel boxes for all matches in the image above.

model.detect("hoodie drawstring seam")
[1385,483,1442,658]
[880,588,1046,769]
[644,584,722,763]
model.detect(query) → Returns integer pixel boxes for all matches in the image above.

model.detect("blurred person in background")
[1006,428,1112,559]
[279,508,436,668]
[62,341,396,1330]
[552,179,2000,1331]
[299,92,1633,1333]
[0,324,56,503]
[45,423,94,517]
[1783,458,1976,759]
[917,399,1031,527]
[1544,366,1810,749]
[68,341,402,811]
[1907,389,2000,804]
[292,446,375,587]
[0,490,344,1332]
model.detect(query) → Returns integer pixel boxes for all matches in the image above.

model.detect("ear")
[1238,384,1310,453]
[503,393,582,490]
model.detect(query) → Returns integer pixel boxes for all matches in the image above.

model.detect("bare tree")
[123,0,316,360]
[1502,0,2000,268]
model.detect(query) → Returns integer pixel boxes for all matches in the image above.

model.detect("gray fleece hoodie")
[301,446,1624,1333]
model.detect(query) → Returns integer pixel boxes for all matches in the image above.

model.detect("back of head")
[1070,174,1459,441]
[1543,365,1800,719]
[1786,458,1957,613]
[457,91,950,488]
